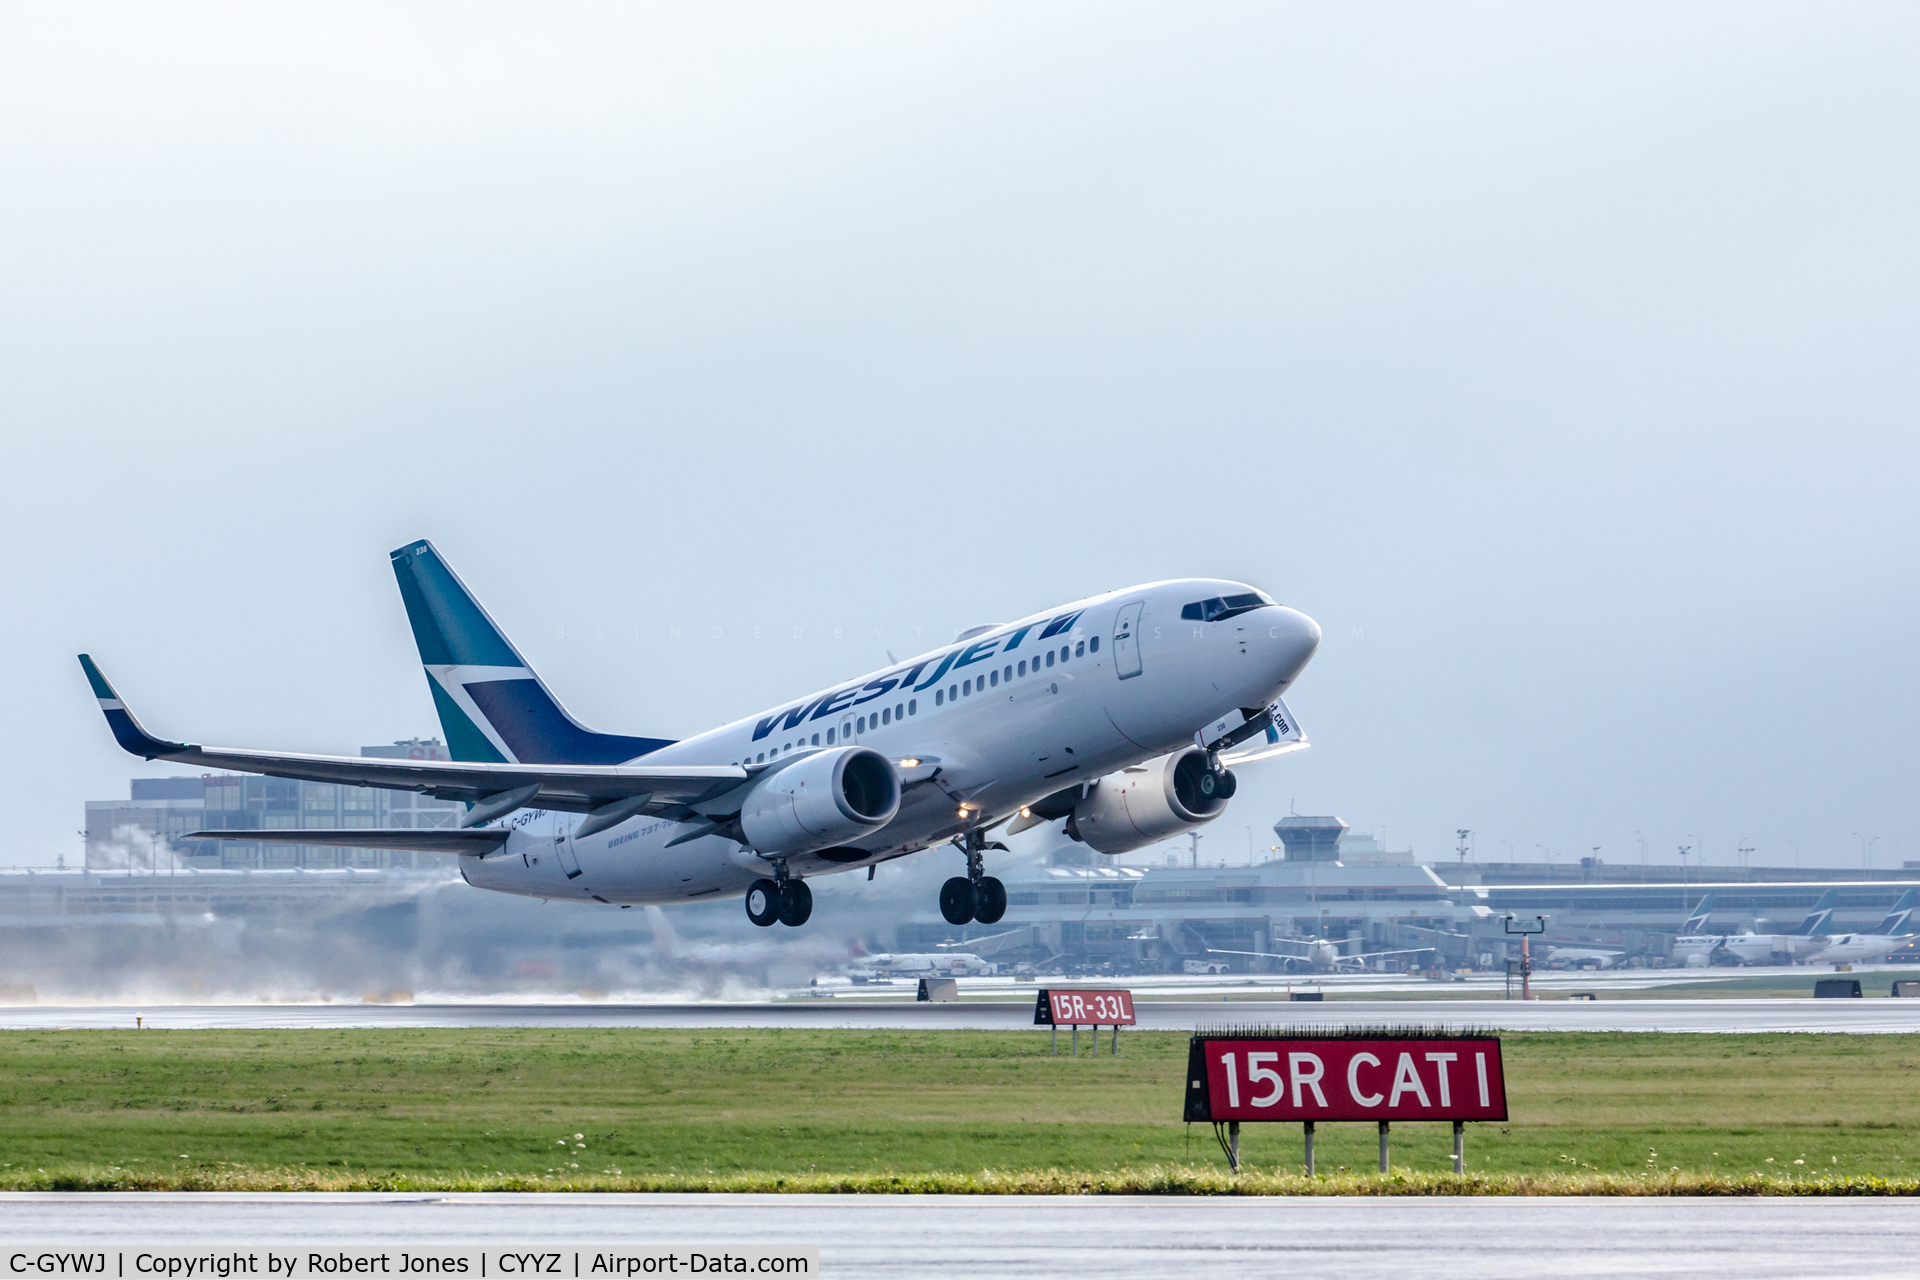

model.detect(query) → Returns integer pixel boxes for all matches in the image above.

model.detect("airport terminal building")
[901,817,1920,973]
[83,738,462,870]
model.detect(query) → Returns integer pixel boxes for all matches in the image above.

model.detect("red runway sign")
[1034,989,1135,1026]
[1185,1036,1506,1122]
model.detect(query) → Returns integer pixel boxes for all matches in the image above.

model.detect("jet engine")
[1067,747,1229,855]
[738,746,900,855]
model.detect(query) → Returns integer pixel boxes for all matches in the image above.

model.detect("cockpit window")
[1180,591,1275,622]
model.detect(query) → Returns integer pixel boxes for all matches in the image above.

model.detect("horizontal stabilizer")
[184,828,510,856]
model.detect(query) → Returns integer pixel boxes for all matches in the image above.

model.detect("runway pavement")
[4,997,1920,1032]
[1,1192,1913,1279]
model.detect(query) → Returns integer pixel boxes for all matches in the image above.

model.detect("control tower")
[1273,815,1349,863]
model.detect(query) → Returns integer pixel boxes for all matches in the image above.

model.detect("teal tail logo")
[390,540,671,765]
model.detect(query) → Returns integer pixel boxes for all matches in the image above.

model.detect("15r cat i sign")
[1184,1032,1507,1123]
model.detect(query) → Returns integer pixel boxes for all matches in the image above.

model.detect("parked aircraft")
[848,952,994,980]
[1715,890,1840,965]
[82,540,1319,930]
[1206,937,1438,974]
[1809,891,1918,966]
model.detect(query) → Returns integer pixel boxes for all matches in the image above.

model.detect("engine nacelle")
[1068,747,1228,855]
[738,746,900,855]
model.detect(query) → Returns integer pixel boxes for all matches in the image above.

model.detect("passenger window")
[963,679,972,696]
[1061,645,1070,662]
[1045,651,1054,668]
[843,721,852,739]
[949,684,958,700]
[936,690,944,706]
[827,728,835,744]
[882,707,891,725]
[1075,640,1085,658]
[989,670,998,687]
[896,702,904,719]
[1003,665,1012,681]
[811,733,820,746]
[756,753,765,763]
[908,699,916,715]
[857,716,866,733]
[1018,660,1026,676]
[1089,636,1099,653]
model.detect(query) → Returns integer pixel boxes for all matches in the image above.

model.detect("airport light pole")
[1853,832,1879,871]
[1456,830,1472,866]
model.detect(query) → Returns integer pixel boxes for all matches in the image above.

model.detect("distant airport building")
[84,738,460,871]
[902,815,1920,973]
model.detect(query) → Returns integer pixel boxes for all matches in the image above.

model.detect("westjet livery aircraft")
[80,540,1320,930]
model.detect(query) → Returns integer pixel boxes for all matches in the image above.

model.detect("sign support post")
[1072,1025,1078,1056]
[1228,1121,1240,1173]
[1378,1120,1389,1173]
[1112,1024,1119,1055]
[1052,1025,1057,1055]
[1452,1119,1465,1173]
[1303,1121,1315,1175]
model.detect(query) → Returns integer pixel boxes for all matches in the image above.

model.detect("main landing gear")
[745,863,812,928]
[941,833,1007,927]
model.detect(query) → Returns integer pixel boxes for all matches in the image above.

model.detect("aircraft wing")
[184,828,511,855]
[80,655,745,818]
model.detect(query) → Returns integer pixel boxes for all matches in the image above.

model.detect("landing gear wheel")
[1213,768,1238,799]
[940,876,976,926]
[777,878,813,927]
[972,876,1007,925]
[745,878,780,927]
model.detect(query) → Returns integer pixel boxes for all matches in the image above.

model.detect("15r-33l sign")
[1184,1036,1507,1123]
[1033,989,1135,1026]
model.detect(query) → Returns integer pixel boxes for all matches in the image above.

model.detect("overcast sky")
[4,3,1915,873]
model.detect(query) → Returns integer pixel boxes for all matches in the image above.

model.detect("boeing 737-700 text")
[80,540,1320,929]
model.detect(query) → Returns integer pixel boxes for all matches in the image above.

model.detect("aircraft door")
[1113,602,1144,679]
[554,813,583,880]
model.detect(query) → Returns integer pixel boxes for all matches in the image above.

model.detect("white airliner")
[1205,937,1438,974]
[1668,891,1839,966]
[849,952,995,980]
[81,540,1320,930]
[1809,891,1918,966]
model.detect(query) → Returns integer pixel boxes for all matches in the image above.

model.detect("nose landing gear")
[1197,765,1237,800]
[941,831,1008,926]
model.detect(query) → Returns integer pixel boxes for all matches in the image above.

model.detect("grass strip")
[5,1166,1918,1196]
[2,1027,1915,1192]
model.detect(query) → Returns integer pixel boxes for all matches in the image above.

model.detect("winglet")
[77,655,188,760]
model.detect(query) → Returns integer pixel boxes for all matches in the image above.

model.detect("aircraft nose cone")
[1267,606,1321,681]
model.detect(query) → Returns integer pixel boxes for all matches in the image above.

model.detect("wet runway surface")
[2,1192,1913,1278]
[3,998,1919,1033]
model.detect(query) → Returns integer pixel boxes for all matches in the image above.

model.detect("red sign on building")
[1034,989,1136,1026]
[1185,1035,1506,1123]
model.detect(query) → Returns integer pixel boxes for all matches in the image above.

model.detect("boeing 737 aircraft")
[80,540,1320,930]
[1809,891,1918,966]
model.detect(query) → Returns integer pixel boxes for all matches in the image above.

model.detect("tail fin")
[1875,890,1918,937]
[1681,894,1714,934]
[390,539,672,765]
[1789,889,1839,936]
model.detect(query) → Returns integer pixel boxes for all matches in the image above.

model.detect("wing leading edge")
[78,655,744,818]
